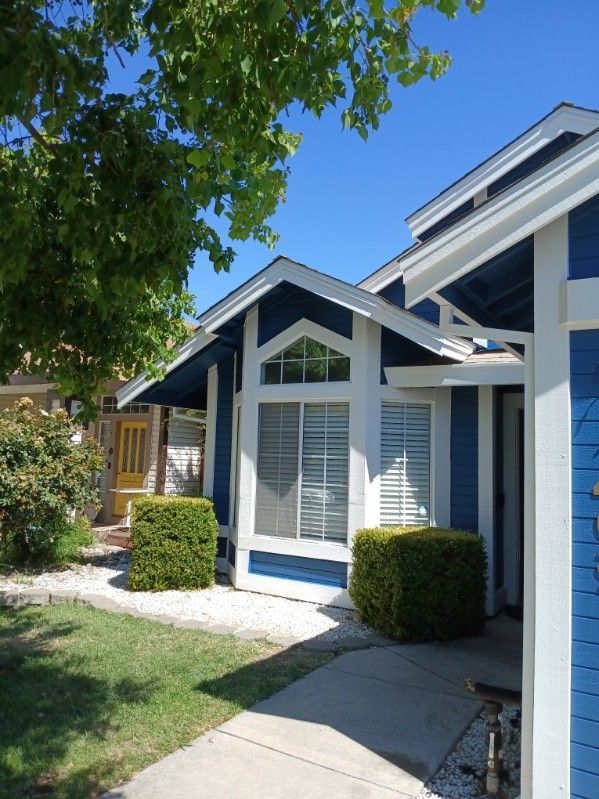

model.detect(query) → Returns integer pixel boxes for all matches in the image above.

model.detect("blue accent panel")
[377,278,439,324]
[227,541,236,568]
[257,283,352,347]
[450,387,478,532]
[379,328,445,384]
[248,551,348,588]
[571,330,599,791]
[569,194,599,279]
[213,355,234,525]
[216,537,227,558]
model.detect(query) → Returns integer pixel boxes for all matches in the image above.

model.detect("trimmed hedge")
[349,527,487,643]
[128,496,218,591]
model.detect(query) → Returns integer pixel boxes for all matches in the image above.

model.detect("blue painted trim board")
[249,550,348,588]
[450,386,479,532]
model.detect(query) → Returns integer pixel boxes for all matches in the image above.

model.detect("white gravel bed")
[418,706,521,799]
[0,546,371,642]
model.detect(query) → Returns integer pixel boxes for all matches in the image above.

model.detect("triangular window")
[261,336,350,384]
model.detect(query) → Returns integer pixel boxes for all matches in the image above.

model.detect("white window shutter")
[380,402,431,527]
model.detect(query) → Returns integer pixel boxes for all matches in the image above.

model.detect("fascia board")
[402,130,599,307]
[385,362,525,388]
[115,330,217,408]
[406,105,599,238]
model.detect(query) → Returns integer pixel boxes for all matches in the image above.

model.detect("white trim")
[441,324,532,347]
[396,130,599,306]
[227,356,240,529]
[529,217,572,796]
[363,321,382,528]
[347,314,369,537]
[236,306,260,541]
[256,317,354,363]
[199,257,473,360]
[256,383,352,403]
[478,386,496,616]
[405,105,599,240]
[0,382,55,394]
[385,361,525,388]
[235,534,351,562]
[115,330,217,408]
[560,276,599,329]
[202,364,218,498]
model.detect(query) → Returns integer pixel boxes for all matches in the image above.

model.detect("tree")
[0,0,484,415]
[0,397,104,563]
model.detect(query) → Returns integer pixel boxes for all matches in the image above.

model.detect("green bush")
[128,495,218,591]
[0,397,103,563]
[1,515,93,566]
[349,527,487,643]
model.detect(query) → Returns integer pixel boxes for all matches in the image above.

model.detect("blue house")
[118,102,599,798]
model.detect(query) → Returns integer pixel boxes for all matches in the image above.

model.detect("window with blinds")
[300,403,349,542]
[255,402,350,543]
[380,402,431,527]
[255,403,300,538]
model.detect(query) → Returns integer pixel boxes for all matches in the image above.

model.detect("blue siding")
[249,551,348,588]
[258,284,352,347]
[569,194,599,279]
[227,541,236,568]
[380,328,444,384]
[450,387,479,532]
[378,277,440,324]
[213,355,234,525]
[216,536,227,558]
[570,329,599,798]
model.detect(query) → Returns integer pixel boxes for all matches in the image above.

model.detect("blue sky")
[144,1,599,313]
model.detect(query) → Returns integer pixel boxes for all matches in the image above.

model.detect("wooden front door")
[114,421,147,516]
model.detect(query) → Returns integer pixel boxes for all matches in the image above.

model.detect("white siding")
[164,415,204,496]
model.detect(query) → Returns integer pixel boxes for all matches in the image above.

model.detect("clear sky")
[150,1,599,313]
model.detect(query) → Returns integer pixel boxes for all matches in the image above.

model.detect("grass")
[0,603,331,799]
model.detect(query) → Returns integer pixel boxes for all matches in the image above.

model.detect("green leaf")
[186,149,210,168]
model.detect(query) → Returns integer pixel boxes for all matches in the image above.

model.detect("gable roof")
[405,103,599,243]
[116,256,474,408]
[399,126,599,309]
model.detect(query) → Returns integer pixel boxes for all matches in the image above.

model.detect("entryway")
[498,391,525,615]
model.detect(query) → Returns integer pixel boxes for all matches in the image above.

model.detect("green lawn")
[0,604,330,799]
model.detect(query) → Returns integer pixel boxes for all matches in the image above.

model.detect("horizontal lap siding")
[569,194,599,279]
[257,285,352,346]
[450,387,478,532]
[378,278,440,324]
[570,329,599,797]
[213,356,234,526]
[249,551,347,588]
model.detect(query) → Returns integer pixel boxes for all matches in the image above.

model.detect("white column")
[351,314,380,533]
[203,364,218,498]
[478,385,496,616]
[529,215,572,797]
[235,306,259,543]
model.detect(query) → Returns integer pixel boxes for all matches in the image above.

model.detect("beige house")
[0,375,205,525]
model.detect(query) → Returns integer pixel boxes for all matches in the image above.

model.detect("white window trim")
[202,364,218,498]
[256,317,355,363]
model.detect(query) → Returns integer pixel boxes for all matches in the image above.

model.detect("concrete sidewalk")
[103,615,522,799]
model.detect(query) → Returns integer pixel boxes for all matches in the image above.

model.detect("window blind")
[380,402,431,527]
[300,403,349,542]
[255,403,300,538]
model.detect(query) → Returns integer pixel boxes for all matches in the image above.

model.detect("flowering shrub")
[0,397,103,563]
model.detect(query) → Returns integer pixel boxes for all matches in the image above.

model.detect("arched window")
[261,336,350,385]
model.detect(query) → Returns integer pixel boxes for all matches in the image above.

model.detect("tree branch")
[16,117,59,156]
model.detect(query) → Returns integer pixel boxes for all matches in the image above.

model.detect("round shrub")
[128,495,218,591]
[349,526,487,643]
[1,516,93,566]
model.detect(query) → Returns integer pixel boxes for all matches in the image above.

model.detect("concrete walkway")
[103,615,522,799]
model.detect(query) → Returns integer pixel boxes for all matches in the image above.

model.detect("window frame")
[260,335,350,386]
[99,395,150,415]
